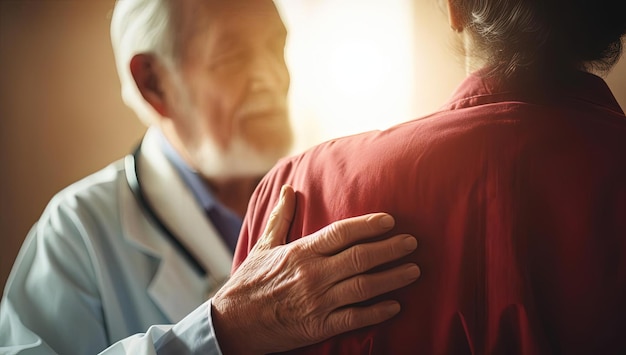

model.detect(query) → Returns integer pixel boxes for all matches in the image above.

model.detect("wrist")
[211,293,260,355]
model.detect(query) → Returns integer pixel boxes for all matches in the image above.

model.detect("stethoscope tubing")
[124,144,207,276]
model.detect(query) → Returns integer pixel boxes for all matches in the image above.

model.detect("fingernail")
[379,215,394,229]
[405,264,421,280]
[384,301,401,317]
[402,236,417,251]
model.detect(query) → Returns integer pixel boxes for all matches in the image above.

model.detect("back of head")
[110,0,177,125]
[452,0,626,78]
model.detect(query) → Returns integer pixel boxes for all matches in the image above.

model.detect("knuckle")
[387,237,401,257]
[323,221,348,246]
[335,309,357,333]
[303,320,326,344]
[267,210,280,226]
[261,213,279,237]
[289,259,321,290]
[351,275,371,300]
[293,263,312,284]
[371,236,404,264]
[283,243,301,261]
[347,244,370,272]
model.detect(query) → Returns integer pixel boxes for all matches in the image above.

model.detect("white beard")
[164,67,290,180]
[191,135,284,179]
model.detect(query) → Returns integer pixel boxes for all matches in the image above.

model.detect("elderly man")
[0,0,420,354]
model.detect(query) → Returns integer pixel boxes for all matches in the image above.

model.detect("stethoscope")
[124,144,207,276]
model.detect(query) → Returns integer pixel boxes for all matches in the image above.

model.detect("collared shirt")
[236,71,626,354]
[158,132,242,253]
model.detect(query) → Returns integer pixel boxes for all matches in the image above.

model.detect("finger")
[253,185,296,252]
[323,300,402,339]
[326,263,420,307]
[296,213,396,255]
[327,234,418,281]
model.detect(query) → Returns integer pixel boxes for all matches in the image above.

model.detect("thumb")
[253,185,296,252]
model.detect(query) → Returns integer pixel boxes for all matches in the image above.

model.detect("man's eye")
[209,54,247,71]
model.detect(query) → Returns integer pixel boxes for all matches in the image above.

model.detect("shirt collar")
[156,130,243,253]
[156,130,219,212]
[443,70,624,115]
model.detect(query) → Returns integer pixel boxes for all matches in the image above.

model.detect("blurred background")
[0,0,624,294]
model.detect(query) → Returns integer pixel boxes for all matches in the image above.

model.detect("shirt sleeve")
[100,300,223,355]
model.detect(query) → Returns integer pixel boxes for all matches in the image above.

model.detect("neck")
[204,176,263,218]
[462,32,485,76]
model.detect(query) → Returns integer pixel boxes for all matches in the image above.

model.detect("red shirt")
[234,72,626,354]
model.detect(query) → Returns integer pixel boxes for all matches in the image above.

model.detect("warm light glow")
[277,0,419,153]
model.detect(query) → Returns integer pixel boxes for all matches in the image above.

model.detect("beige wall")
[0,1,146,294]
[0,1,625,296]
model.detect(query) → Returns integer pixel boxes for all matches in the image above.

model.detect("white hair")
[110,0,178,126]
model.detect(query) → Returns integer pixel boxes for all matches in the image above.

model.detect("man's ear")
[446,0,464,32]
[130,54,169,117]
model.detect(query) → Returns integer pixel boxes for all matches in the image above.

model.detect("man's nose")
[249,54,289,91]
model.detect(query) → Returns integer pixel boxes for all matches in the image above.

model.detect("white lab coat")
[0,128,233,354]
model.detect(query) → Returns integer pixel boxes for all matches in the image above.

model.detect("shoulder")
[37,159,127,243]
[273,114,461,174]
[3,159,128,291]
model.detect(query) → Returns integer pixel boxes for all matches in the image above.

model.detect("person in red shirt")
[233,0,626,353]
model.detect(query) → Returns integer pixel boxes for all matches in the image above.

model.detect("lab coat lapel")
[120,127,233,322]
[121,170,208,322]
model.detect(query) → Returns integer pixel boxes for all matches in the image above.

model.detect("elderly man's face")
[163,0,292,179]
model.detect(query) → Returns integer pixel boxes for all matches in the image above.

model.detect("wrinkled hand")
[212,185,420,355]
